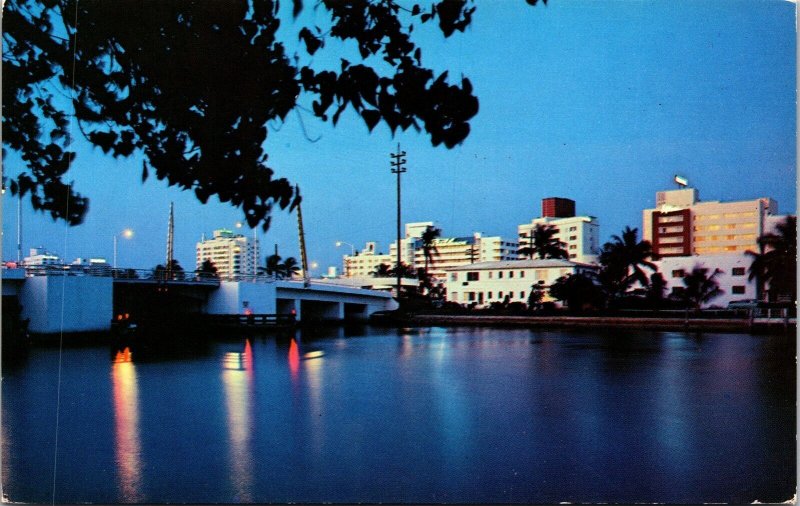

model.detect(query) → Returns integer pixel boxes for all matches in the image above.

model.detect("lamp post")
[113,228,134,269]
[336,241,355,277]
[390,144,407,300]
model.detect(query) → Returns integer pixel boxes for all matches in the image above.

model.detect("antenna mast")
[166,202,174,278]
[296,191,310,287]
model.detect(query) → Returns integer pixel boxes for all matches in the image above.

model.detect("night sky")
[2,0,795,273]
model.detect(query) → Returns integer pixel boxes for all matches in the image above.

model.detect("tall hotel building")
[342,241,394,278]
[411,233,518,281]
[341,222,518,281]
[517,197,601,264]
[196,229,260,279]
[642,188,779,258]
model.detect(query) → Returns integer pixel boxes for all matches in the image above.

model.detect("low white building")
[24,247,61,265]
[652,253,757,307]
[445,259,596,308]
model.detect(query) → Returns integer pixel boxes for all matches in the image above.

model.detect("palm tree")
[390,262,416,279]
[260,253,283,278]
[198,259,218,279]
[420,225,441,273]
[681,266,723,310]
[153,259,184,280]
[748,215,796,302]
[599,226,656,298]
[371,263,393,277]
[518,224,569,260]
[280,257,301,279]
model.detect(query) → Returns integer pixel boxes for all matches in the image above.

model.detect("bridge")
[2,266,398,335]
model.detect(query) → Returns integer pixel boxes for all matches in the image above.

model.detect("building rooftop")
[446,258,595,271]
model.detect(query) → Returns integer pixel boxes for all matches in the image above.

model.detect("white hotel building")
[196,229,260,279]
[445,259,596,308]
[642,187,780,257]
[341,222,518,282]
[341,241,394,278]
[518,197,600,264]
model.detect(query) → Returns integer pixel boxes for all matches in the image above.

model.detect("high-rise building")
[344,222,517,282]
[196,229,259,279]
[413,233,519,281]
[342,242,394,278]
[518,198,600,264]
[642,188,780,258]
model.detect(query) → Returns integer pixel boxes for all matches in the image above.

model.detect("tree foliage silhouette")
[680,266,723,310]
[599,226,656,299]
[420,225,441,273]
[3,0,544,227]
[518,224,568,260]
[747,215,796,302]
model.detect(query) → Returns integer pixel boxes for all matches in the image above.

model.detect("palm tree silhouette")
[420,225,441,274]
[281,257,301,279]
[259,253,300,279]
[518,224,568,259]
[371,263,393,277]
[747,215,796,302]
[681,266,723,310]
[599,226,656,298]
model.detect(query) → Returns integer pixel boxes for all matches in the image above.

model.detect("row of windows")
[456,290,529,302]
[695,245,750,254]
[659,236,685,244]
[671,267,747,278]
[656,215,686,224]
[694,223,757,231]
[456,268,572,282]
[658,226,684,234]
[694,212,757,221]
[670,285,746,295]
[694,234,756,242]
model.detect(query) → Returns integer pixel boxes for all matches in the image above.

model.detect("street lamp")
[336,241,356,277]
[113,228,134,269]
[335,240,355,256]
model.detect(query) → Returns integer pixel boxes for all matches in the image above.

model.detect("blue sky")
[2,0,795,273]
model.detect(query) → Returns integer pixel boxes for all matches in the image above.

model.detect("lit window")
[672,269,685,278]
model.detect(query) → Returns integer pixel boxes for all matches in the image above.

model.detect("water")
[1,326,795,503]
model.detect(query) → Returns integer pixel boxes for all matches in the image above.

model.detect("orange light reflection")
[111,347,144,502]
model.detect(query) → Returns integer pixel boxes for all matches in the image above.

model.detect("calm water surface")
[1,326,795,503]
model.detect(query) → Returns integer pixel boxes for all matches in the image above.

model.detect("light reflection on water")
[221,340,255,502]
[1,327,795,504]
[111,347,143,503]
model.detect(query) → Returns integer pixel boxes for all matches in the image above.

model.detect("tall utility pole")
[390,144,407,300]
[166,202,174,279]
[17,194,22,263]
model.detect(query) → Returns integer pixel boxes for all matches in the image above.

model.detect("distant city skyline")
[2,1,795,273]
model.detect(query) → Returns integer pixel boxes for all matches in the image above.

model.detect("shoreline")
[398,314,796,334]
